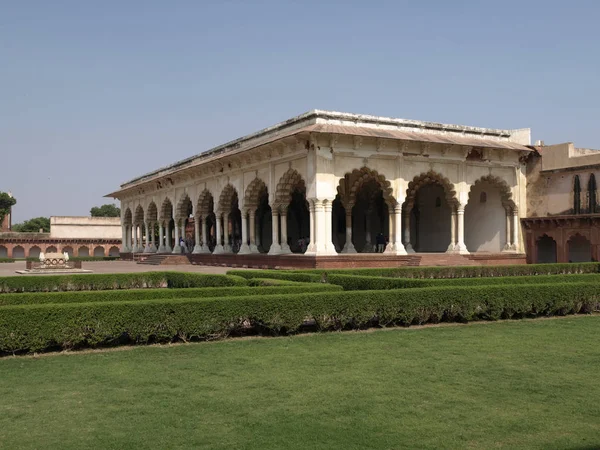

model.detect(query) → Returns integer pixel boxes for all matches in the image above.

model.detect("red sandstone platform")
[123,252,526,269]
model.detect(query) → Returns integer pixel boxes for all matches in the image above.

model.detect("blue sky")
[1,1,599,222]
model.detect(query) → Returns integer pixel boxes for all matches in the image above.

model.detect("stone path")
[0,261,234,277]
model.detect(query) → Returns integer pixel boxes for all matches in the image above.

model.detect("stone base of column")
[454,243,469,255]
[249,244,259,253]
[122,246,131,253]
[313,247,338,256]
[198,245,212,254]
[502,243,517,253]
[362,243,374,253]
[383,243,394,253]
[172,245,182,254]
[238,244,251,255]
[446,243,458,253]
[268,243,282,255]
[280,243,291,254]
[385,244,407,255]
[192,245,203,254]
[164,245,172,253]
[132,245,141,253]
[146,245,157,253]
[223,245,232,253]
[213,245,225,254]
[341,242,356,253]
[157,245,165,253]
[404,243,415,254]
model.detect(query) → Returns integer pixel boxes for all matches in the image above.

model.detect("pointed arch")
[274,169,306,210]
[468,175,515,210]
[123,208,133,226]
[159,198,174,221]
[218,184,239,214]
[134,205,145,225]
[338,167,396,208]
[588,174,596,213]
[196,189,214,217]
[175,194,192,219]
[146,202,158,222]
[405,171,459,208]
[574,175,581,214]
[244,178,268,211]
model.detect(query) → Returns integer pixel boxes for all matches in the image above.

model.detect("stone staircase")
[137,254,191,266]
[413,253,479,267]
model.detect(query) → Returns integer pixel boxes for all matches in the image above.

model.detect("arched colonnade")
[121,169,520,256]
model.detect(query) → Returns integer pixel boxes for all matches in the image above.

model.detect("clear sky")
[2,1,599,223]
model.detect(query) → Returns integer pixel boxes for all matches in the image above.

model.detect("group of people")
[375,233,389,252]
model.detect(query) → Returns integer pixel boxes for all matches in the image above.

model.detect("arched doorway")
[272,169,310,254]
[405,171,458,253]
[536,235,557,263]
[108,246,120,257]
[145,202,158,253]
[123,208,133,252]
[196,189,216,253]
[29,246,41,258]
[94,246,105,257]
[133,205,145,253]
[175,195,193,253]
[465,176,515,253]
[159,198,174,253]
[568,234,592,262]
[63,246,74,257]
[215,185,241,254]
[0,246,7,258]
[243,178,271,254]
[13,246,25,258]
[336,167,397,254]
[78,246,90,257]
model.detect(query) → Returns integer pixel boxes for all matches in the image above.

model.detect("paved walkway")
[0,261,234,277]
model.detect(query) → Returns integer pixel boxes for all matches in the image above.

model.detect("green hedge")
[0,258,16,264]
[289,262,600,279]
[1,282,598,354]
[247,278,307,286]
[0,272,247,294]
[327,273,600,290]
[0,283,342,306]
[228,270,323,283]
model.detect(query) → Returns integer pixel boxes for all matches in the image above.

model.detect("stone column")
[132,224,139,253]
[239,212,251,254]
[213,214,225,254]
[121,225,128,252]
[268,209,281,255]
[503,209,512,251]
[323,200,336,254]
[172,219,182,254]
[158,222,165,252]
[200,217,211,253]
[193,217,202,254]
[341,207,356,253]
[249,211,258,253]
[150,222,156,252]
[165,221,172,253]
[144,222,152,253]
[447,209,457,253]
[512,208,520,252]
[280,210,291,253]
[363,210,373,253]
[306,201,316,254]
[223,216,231,253]
[393,204,407,254]
[403,208,414,253]
[456,205,468,254]
[384,208,394,253]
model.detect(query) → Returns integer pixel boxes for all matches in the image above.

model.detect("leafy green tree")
[90,204,121,217]
[12,217,51,233]
[0,192,16,227]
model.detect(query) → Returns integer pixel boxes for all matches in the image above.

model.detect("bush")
[0,283,342,306]
[0,258,15,264]
[247,278,307,286]
[327,273,600,290]
[288,262,600,279]
[1,282,598,354]
[228,270,323,283]
[0,272,247,294]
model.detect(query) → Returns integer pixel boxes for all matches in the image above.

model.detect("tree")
[0,192,16,227]
[12,217,51,233]
[90,204,121,218]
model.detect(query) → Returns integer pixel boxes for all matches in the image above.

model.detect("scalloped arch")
[123,207,133,225]
[175,194,193,219]
[405,171,459,208]
[274,169,306,209]
[196,189,214,216]
[159,197,174,221]
[146,202,158,222]
[338,167,396,207]
[469,175,515,209]
[133,205,145,225]
[244,178,268,210]
[217,184,239,214]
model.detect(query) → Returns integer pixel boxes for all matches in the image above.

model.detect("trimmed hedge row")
[327,273,600,290]
[247,278,307,286]
[0,258,16,264]
[0,283,342,306]
[1,282,598,354]
[0,272,247,293]
[287,262,600,279]
[228,270,323,283]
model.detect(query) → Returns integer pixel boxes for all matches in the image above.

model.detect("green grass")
[1,317,600,449]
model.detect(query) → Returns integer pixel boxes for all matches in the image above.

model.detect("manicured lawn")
[1,317,599,449]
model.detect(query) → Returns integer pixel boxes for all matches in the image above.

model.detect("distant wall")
[50,216,121,239]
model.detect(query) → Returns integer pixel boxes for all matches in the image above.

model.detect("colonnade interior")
[121,168,521,256]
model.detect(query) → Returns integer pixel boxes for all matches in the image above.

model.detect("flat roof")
[108,110,531,197]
